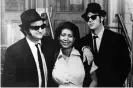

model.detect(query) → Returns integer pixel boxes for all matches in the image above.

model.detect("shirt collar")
[26,37,42,46]
[71,47,80,56]
[57,47,80,59]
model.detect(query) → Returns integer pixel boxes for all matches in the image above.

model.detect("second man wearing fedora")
[79,3,131,87]
[2,9,56,87]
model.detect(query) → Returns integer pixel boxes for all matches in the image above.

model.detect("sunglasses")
[85,15,99,22]
[30,24,46,30]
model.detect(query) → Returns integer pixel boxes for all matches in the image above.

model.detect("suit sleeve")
[117,35,131,83]
[2,49,17,87]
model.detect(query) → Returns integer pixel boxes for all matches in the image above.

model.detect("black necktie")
[35,44,45,87]
[93,35,98,54]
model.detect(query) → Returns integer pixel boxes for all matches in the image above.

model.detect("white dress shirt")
[92,27,104,51]
[26,37,47,87]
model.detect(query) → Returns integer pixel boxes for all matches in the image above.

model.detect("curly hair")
[54,21,80,47]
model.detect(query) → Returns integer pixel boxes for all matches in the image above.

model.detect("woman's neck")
[62,47,72,57]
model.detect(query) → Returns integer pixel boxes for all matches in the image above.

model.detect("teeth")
[63,43,68,44]
[62,42,69,45]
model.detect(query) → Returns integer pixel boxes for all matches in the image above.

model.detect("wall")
[107,0,132,40]
[124,0,133,40]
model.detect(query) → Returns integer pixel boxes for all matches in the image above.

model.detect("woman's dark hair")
[54,21,80,47]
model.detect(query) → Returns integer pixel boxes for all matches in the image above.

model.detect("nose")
[38,27,43,32]
[88,18,93,22]
[63,36,68,41]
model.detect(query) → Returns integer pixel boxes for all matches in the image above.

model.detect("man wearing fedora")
[2,9,57,87]
[79,3,131,87]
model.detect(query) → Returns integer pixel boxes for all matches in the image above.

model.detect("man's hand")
[82,47,93,65]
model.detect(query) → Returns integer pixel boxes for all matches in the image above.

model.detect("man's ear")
[101,16,104,22]
[101,16,106,21]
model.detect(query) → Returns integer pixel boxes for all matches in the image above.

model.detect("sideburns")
[99,16,102,23]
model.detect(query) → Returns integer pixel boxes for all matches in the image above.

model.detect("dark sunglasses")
[85,15,99,22]
[30,24,46,30]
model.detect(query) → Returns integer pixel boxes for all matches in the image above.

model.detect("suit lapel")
[98,29,110,54]
[22,38,37,71]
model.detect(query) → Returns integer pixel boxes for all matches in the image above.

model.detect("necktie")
[93,35,98,54]
[35,44,45,87]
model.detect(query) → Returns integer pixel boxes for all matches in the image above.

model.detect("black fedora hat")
[81,3,106,21]
[19,9,42,27]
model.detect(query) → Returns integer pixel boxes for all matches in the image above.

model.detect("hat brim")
[99,10,106,17]
[19,18,43,27]
[19,24,27,27]
[19,24,29,27]
[81,12,88,22]
[19,24,22,27]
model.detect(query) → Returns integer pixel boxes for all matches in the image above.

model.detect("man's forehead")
[87,12,99,16]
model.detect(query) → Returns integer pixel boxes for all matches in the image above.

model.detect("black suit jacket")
[77,29,131,87]
[2,37,57,87]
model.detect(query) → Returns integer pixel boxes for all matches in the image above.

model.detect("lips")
[89,23,94,27]
[36,32,44,35]
[60,40,73,48]
[61,41,71,45]
[62,42,69,45]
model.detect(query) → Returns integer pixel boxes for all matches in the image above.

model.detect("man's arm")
[117,34,131,84]
[2,50,17,87]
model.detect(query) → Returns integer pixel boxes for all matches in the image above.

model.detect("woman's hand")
[52,66,70,85]
[55,76,69,85]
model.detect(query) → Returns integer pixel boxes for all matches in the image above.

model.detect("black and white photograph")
[0,0,133,87]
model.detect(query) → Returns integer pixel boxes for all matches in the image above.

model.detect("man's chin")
[89,26,95,30]
[34,37,43,41]
[37,36,43,39]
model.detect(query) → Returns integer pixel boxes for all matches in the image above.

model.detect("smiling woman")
[59,28,75,49]
[54,21,80,48]
[53,21,85,87]
[52,21,98,87]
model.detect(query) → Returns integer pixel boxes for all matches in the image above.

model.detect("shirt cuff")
[90,61,98,74]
